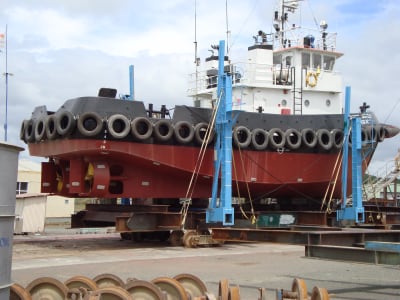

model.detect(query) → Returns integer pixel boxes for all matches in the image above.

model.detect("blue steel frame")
[206,40,234,225]
[337,86,365,223]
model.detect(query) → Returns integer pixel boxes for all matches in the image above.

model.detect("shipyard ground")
[12,226,400,300]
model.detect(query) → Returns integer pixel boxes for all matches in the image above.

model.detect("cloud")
[0,0,399,170]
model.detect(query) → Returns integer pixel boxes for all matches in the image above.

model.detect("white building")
[17,159,75,224]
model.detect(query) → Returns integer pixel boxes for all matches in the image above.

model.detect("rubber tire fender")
[153,119,174,142]
[194,122,214,145]
[251,128,269,150]
[269,128,285,149]
[233,126,251,149]
[174,121,194,144]
[131,117,153,140]
[77,111,104,137]
[56,110,76,136]
[331,128,344,149]
[285,128,302,150]
[301,128,317,148]
[317,128,333,150]
[19,119,29,143]
[107,114,130,139]
[375,125,385,142]
[24,119,36,143]
[34,116,47,142]
[45,114,59,140]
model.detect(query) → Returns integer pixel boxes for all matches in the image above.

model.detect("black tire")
[20,119,29,142]
[375,125,385,142]
[24,119,36,143]
[174,121,194,144]
[301,128,317,148]
[153,119,174,142]
[56,111,76,136]
[131,117,153,140]
[77,112,104,137]
[331,128,344,149]
[194,122,214,145]
[317,128,332,150]
[34,117,47,142]
[45,115,59,140]
[285,128,302,150]
[251,128,269,150]
[107,114,130,139]
[361,127,368,146]
[269,128,285,149]
[233,126,251,149]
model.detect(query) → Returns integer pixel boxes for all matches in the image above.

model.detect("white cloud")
[0,0,399,167]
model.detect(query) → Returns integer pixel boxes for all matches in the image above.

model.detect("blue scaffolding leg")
[337,86,365,223]
[206,40,234,226]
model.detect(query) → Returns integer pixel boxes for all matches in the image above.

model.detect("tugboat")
[20,1,398,210]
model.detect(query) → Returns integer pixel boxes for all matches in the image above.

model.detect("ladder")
[292,67,303,115]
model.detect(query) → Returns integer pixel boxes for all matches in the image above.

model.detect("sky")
[0,0,399,175]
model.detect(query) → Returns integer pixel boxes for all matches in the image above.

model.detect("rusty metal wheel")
[151,277,188,300]
[88,286,133,300]
[311,286,330,300]
[93,273,125,288]
[173,273,208,298]
[10,283,32,300]
[169,230,184,246]
[228,286,240,300]
[258,287,267,300]
[218,279,230,300]
[125,279,165,300]
[26,277,68,300]
[183,230,198,248]
[292,278,308,300]
[65,275,98,291]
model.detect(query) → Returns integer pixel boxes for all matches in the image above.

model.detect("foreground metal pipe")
[0,142,23,299]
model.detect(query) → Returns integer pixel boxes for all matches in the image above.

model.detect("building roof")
[16,193,48,199]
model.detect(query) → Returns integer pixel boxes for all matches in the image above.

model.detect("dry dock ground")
[11,228,400,300]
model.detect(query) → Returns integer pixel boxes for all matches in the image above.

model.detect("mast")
[3,24,12,142]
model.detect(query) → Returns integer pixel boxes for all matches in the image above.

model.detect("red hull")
[29,139,369,200]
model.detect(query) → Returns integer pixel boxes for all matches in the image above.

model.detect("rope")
[320,148,342,212]
[232,150,249,220]
[180,93,222,228]
[236,143,257,224]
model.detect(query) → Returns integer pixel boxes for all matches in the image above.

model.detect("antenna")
[194,0,199,66]
[194,0,199,102]
[225,0,230,56]
[3,24,13,142]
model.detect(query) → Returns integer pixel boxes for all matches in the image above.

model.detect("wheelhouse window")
[302,52,310,69]
[312,53,322,69]
[323,55,335,71]
[273,54,282,65]
[16,182,28,195]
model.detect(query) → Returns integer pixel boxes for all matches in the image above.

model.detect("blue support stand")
[129,65,135,100]
[206,40,234,226]
[337,86,365,223]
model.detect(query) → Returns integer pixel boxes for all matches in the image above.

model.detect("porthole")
[326,99,331,106]
[304,99,310,107]
[281,99,287,106]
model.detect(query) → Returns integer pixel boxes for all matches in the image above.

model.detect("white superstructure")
[188,0,343,116]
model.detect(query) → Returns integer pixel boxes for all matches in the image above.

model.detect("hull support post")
[206,40,234,226]
[337,86,365,223]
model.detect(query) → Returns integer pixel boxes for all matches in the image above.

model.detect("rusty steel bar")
[212,228,400,246]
